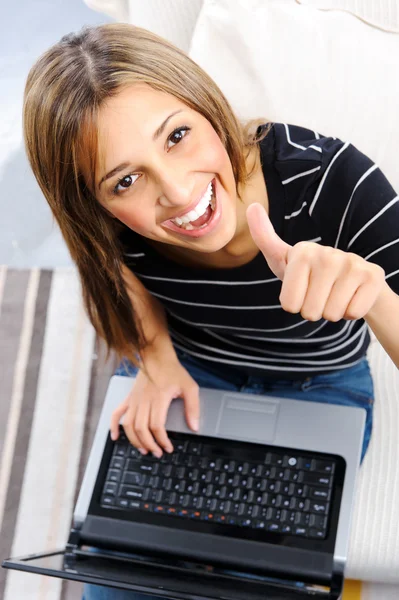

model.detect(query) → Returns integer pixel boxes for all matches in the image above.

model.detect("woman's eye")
[113,174,139,195]
[167,126,190,149]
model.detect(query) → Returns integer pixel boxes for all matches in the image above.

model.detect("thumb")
[246,202,291,280]
[183,383,200,432]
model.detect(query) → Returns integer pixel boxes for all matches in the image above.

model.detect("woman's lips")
[161,178,222,238]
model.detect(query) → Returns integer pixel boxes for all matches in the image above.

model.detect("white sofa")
[85,0,399,591]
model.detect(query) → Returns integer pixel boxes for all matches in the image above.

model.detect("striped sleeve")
[308,138,399,295]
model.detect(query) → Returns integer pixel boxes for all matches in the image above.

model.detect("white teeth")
[195,194,211,218]
[186,210,199,221]
[171,181,214,227]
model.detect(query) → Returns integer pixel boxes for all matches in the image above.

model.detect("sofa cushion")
[189,0,399,197]
[84,0,204,51]
[298,0,399,32]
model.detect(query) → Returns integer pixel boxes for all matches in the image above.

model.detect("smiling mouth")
[163,180,216,231]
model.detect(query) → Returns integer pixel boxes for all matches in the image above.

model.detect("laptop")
[3,374,366,599]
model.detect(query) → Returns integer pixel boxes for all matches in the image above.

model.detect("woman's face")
[95,83,239,254]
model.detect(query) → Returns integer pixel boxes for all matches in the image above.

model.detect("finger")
[246,203,291,280]
[183,381,200,432]
[110,400,128,441]
[300,259,341,321]
[279,254,311,314]
[149,397,174,453]
[344,280,381,320]
[122,407,148,454]
[325,276,371,321]
[134,398,163,457]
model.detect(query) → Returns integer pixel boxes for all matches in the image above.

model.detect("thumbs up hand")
[246,203,385,321]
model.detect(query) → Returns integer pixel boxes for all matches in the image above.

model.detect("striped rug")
[0,266,396,599]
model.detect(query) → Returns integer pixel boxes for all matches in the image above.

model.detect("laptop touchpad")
[217,393,280,443]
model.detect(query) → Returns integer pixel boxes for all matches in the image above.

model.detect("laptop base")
[3,542,344,600]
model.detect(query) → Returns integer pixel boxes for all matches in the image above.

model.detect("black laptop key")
[299,472,331,486]
[110,457,124,470]
[126,459,160,475]
[308,528,325,539]
[297,457,313,470]
[311,459,335,474]
[101,495,115,506]
[107,469,122,483]
[266,481,278,493]
[188,441,202,454]
[103,482,117,496]
[227,460,236,473]
[276,495,291,509]
[113,444,128,458]
[310,487,331,500]
[117,498,129,508]
[294,512,309,526]
[120,485,145,500]
[281,482,295,495]
[175,440,189,452]
[128,447,143,459]
[293,484,309,497]
[309,514,327,529]
[265,452,284,466]
[310,501,329,514]
[161,464,173,477]
[122,471,145,486]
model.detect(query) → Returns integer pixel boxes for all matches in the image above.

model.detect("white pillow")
[84,0,204,52]
[298,0,399,32]
[189,0,399,196]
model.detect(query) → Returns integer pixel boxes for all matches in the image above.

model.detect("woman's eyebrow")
[153,109,183,141]
[98,109,184,189]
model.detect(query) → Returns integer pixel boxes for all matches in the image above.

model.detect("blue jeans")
[83,352,374,600]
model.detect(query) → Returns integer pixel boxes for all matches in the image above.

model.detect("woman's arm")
[365,281,399,369]
[121,264,177,364]
[112,266,200,456]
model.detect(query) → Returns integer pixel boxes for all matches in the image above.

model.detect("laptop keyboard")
[100,430,336,540]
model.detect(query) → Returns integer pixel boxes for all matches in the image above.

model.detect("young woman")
[24,23,399,600]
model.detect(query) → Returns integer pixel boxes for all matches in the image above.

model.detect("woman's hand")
[110,354,200,457]
[246,203,386,322]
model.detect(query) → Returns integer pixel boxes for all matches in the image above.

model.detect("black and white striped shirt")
[120,123,399,379]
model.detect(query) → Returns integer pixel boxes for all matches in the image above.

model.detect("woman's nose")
[157,175,193,208]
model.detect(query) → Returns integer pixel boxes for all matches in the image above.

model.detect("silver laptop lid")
[74,375,365,573]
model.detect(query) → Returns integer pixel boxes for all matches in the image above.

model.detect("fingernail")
[110,432,117,441]
[166,445,174,454]
[138,448,148,455]
[191,419,199,432]
[153,450,162,459]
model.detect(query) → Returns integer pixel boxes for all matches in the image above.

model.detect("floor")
[0,0,110,268]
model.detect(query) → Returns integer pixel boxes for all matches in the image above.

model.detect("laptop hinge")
[65,528,82,559]
[329,561,345,600]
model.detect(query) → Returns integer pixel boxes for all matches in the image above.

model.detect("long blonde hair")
[23,23,270,366]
